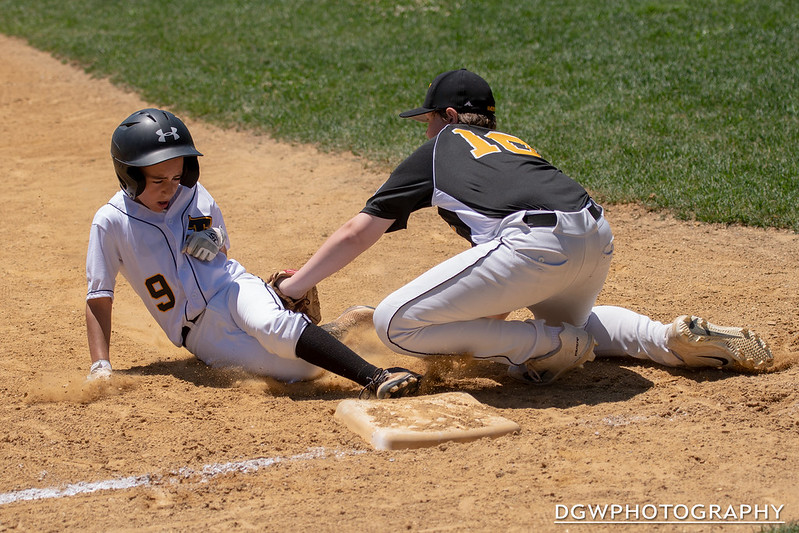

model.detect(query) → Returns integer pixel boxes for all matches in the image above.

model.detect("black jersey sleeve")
[361,140,435,233]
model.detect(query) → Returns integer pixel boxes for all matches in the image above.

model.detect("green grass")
[761,521,799,533]
[1,0,797,230]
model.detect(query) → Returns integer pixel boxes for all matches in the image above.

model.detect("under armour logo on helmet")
[156,127,180,143]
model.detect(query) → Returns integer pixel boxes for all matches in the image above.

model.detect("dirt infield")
[1,34,797,532]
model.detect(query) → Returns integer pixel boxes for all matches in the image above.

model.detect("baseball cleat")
[667,315,773,371]
[360,367,422,399]
[320,305,375,340]
[509,323,597,385]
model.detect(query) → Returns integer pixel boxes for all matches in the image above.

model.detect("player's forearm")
[86,298,113,363]
[281,213,393,298]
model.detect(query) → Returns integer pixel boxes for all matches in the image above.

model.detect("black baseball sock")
[295,323,380,386]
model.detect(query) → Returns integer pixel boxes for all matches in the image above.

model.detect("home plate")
[334,392,520,450]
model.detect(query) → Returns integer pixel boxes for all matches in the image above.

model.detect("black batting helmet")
[110,108,203,198]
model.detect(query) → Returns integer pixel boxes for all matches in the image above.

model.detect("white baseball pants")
[374,206,682,367]
[184,273,324,381]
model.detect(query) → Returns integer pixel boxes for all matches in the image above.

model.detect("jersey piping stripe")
[107,202,179,270]
[87,289,114,298]
[178,188,211,319]
[106,192,211,322]
[384,239,505,357]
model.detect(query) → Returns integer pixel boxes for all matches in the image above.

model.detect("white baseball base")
[334,392,520,450]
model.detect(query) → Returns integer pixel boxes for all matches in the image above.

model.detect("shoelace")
[530,369,544,382]
[522,366,543,383]
[358,368,386,399]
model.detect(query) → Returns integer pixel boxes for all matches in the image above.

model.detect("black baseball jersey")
[362,124,590,245]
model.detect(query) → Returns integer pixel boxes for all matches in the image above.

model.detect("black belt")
[523,202,602,228]
[181,326,191,347]
[523,212,558,227]
[181,313,203,347]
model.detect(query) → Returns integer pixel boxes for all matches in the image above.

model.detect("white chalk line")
[0,447,363,506]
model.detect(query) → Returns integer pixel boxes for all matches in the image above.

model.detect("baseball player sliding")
[84,108,421,399]
[277,69,773,383]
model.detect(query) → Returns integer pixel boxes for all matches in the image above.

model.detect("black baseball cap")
[399,69,496,120]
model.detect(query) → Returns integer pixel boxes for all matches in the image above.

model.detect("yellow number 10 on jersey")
[452,128,541,159]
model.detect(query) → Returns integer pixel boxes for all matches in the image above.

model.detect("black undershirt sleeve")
[360,140,435,232]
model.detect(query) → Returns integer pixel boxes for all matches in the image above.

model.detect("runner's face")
[136,157,184,212]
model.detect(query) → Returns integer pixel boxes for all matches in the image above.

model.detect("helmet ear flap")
[180,156,200,189]
[114,162,146,198]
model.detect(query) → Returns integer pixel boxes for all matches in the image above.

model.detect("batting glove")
[182,226,227,261]
[88,359,112,381]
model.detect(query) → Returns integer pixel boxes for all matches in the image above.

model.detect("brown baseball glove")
[267,269,322,325]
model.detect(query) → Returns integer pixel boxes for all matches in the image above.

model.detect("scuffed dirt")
[1,34,797,532]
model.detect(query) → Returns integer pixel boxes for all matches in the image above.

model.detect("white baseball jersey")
[87,184,238,345]
[87,184,321,380]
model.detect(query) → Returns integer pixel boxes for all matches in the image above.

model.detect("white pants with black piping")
[374,206,681,367]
